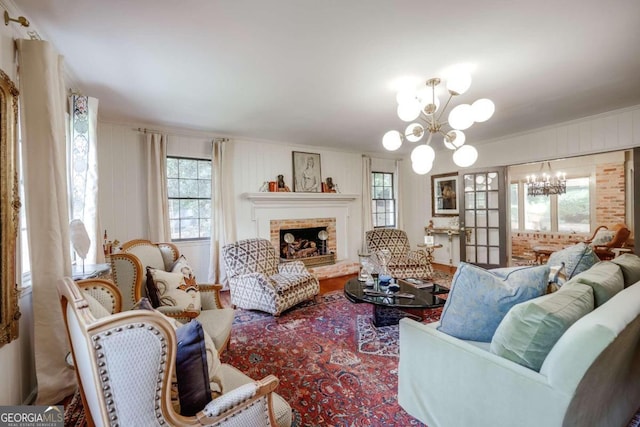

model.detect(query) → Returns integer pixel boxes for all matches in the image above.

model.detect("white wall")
[0,2,37,405]
[96,124,367,276]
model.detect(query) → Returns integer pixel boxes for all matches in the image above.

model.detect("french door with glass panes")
[459,168,508,269]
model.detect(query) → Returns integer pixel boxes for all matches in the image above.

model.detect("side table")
[72,263,111,280]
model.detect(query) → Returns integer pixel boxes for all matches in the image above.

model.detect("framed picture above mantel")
[432,173,459,217]
[292,151,322,192]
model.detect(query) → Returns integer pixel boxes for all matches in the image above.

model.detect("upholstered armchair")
[110,239,235,351]
[584,224,631,260]
[365,229,432,279]
[57,277,292,427]
[76,278,122,314]
[222,238,320,316]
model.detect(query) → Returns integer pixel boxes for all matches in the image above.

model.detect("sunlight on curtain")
[208,138,237,286]
[68,95,101,262]
[361,155,373,251]
[17,39,75,404]
[146,133,171,241]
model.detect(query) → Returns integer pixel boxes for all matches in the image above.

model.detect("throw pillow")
[437,263,549,342]
[591,229,616,246]
[611,253,640,287]
[547,243,599,280]
[147,268,201,315]
[490,282,594,371]
[146,271,161,308]
[175,320,212,416]
[134,298,223,394]
[171,255,198,287]
[570,261,624,307]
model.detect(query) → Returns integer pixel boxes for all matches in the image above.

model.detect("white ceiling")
[11,0,640,155]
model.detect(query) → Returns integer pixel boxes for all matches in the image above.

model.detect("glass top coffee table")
[344,277,448,327]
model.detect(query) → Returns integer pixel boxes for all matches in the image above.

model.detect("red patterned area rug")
[223,290,443,427]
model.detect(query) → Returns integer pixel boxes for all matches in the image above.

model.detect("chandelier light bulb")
[446,71,472,95]
[405,123,425,142]
[444,130,466,150]
[453,144,478,167]
[448,104,474,130]
[382,130,403,151]
[412,159,433,175]
[472,98,495,122]
[397,100,421,122]
[410,144,436,164]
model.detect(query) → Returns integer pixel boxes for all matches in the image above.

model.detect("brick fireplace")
[270,218,336,266]
[243,192,360,279]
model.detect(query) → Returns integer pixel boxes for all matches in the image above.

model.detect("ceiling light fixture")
[382,71,494,175]
[526,162,567,197]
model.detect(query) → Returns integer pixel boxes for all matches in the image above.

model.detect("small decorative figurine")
[277,174,291,192]
[325,177,337,193]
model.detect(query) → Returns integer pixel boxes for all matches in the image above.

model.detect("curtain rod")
[134,127,229,142]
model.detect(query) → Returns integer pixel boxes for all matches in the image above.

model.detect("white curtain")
[145,133,171,242]
[208,138,237,285]
[68,95,101,262]
[17,39,76,404]
[395,159,404,230]
[361,155,373,251]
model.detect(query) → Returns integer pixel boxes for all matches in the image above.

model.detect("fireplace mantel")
[243,192,358,203]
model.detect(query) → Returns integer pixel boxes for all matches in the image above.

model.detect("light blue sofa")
[398,254,640,427]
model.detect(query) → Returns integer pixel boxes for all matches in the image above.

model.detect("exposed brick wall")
[595,162,626,226]
[511,162,626,261]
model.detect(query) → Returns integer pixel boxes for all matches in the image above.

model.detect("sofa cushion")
[147,268,201,315]
[611,253,640,287]
[437,263,549,342]
[547,243,599,280]
[490,282,594,371]
[570,261,624,307]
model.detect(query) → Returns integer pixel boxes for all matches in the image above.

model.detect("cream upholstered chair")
[365,229,432,279]
[222,238,319,316]
[57,277,292,427]
[110,239,235,351]
[76,278,122,314]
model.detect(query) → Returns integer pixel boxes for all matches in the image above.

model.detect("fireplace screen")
[280,226,329,259]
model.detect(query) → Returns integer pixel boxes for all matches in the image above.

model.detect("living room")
[1,1,640,425]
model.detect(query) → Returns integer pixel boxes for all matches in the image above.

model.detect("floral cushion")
[437,263,549,342]
[171,255,198,287]
[591,229,616,246]
[147,268,201,315]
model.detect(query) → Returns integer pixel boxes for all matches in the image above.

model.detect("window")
[371,172,395,227]
[167,157,212,240]
[558,177,590,233]
[511,177,590,233]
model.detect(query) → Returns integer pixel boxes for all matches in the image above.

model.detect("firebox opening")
[280,226,329,259]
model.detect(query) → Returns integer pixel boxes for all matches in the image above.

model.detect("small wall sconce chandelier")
[382,70,494,175]
[4,11,30,27]
[527,162,567,196]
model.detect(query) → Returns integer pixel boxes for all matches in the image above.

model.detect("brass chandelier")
[382,70,494,174]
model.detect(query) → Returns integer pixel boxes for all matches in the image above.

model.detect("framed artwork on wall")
[292,151,322,192]
[432,173,459,216]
